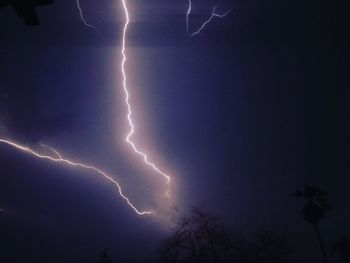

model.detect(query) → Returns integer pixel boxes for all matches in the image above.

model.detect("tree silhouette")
[158,207,243,263]
[158,207,292,263]
[331,236,350,263]
[294,185,331,263]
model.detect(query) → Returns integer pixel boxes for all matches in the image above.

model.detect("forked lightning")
[0,0,232,218]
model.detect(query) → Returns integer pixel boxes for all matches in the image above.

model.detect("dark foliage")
[158,207,292,263]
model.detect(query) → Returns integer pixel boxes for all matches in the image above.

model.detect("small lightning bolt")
[0,138,151,215]
[186,0,192,35]
[120,0,171,190]
[76,0,96,29]
[186,1,231,36]
[40,142,63,159]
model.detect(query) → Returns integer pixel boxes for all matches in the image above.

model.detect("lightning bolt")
[0,139,151,215]
[186,1,231,36]
[76,0,96,29]
[120,0,171,190]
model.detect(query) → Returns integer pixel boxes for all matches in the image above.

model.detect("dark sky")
[0,0,349,262]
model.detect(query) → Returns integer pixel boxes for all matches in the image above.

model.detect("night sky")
[0,0,349,262]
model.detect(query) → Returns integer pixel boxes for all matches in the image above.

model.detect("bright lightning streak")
[0,139,151,215]
[76,0,96,29]
[186,1,232,36]
[120,0,171,189]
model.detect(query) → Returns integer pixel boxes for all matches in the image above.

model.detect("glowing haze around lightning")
[0,0,232,219]
[120,0,171,189]
[186,0,232,36]
[0,139,151,215]
[0,0,172,219]
[76,0,96,29]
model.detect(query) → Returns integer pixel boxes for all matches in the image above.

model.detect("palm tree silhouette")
[294,185,331,263]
